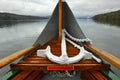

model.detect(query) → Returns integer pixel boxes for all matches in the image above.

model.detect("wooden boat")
[0,0,120,80]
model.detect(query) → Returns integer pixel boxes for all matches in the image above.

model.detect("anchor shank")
[61,30,68,58]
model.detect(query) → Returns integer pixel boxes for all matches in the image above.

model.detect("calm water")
[0,19,120,76]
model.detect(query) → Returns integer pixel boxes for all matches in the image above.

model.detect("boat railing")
[83,42,120,69]
[0,43,40,68]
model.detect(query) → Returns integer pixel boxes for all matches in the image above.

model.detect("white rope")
[63,29,92,43]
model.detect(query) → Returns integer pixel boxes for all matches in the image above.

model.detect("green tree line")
[93,10,120,26]
[93,10,120,20]
[0,12,48,20]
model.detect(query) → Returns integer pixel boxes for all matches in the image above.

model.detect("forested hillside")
[93,10,120,26]
[93,10,120,20]
[0,12,47,20]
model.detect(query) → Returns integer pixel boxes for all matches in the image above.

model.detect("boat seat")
[10,58,110,71]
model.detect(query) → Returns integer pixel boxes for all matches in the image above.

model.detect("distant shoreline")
[0,19,49,28]
[93,10,120,20]
[0,12,48,20]
[0,12,49,27]
[92,10,120,26]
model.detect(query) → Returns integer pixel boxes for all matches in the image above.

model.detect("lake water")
[0,19,120,76]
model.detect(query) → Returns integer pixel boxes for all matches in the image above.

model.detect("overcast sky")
[0,0,120,17]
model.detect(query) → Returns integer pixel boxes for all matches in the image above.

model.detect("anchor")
[37,29,101,64]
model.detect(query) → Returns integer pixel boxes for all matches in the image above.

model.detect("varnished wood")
[89,70,108,80]
[81,70,108,80]
[20,58,98,64]
[10,36,110,71]
[58,0,62,39]
[11,71,43,80]
[12,71,33,80]
[25,71,41,80]
[81,71,96,80]
[83,42,120,69]
[11,63,110,71]
[35,73,43,80]
[38,36,80,56]
[0,44,40,68]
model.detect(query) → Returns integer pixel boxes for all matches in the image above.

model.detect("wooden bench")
[11,58,110,71]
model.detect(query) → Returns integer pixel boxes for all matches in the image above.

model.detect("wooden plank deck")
[81,70,108,80]
[11,71,43,80]
[10,36,110,71]
[10,36,110,80]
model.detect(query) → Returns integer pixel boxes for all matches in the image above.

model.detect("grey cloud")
[66,0,120,16]
[0,0,58,16]
[0,0,120,16]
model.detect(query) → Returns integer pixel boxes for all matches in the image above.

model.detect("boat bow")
[37,29,101,64]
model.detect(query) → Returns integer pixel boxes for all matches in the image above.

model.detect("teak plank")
[89,70,108,80]
[35,73,43,80]
[81,71,96,80]
[25,71,41,80]
[19,59,99,64]
[11,71,43,80]
[11,63,110,71]
[81,70,108,80]
[11,70,32,80]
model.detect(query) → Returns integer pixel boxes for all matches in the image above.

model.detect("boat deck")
[9,36,110,80]
[1,1,120,79]
[10,36,110,71]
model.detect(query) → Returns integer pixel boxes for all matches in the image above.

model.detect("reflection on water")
[0,19,120,76]
[0,20,47,43]
[77,19,120,76]
[77,19,120,58]
[0,20,48,76]
[0,20,44,28]
[93,19,120,27]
